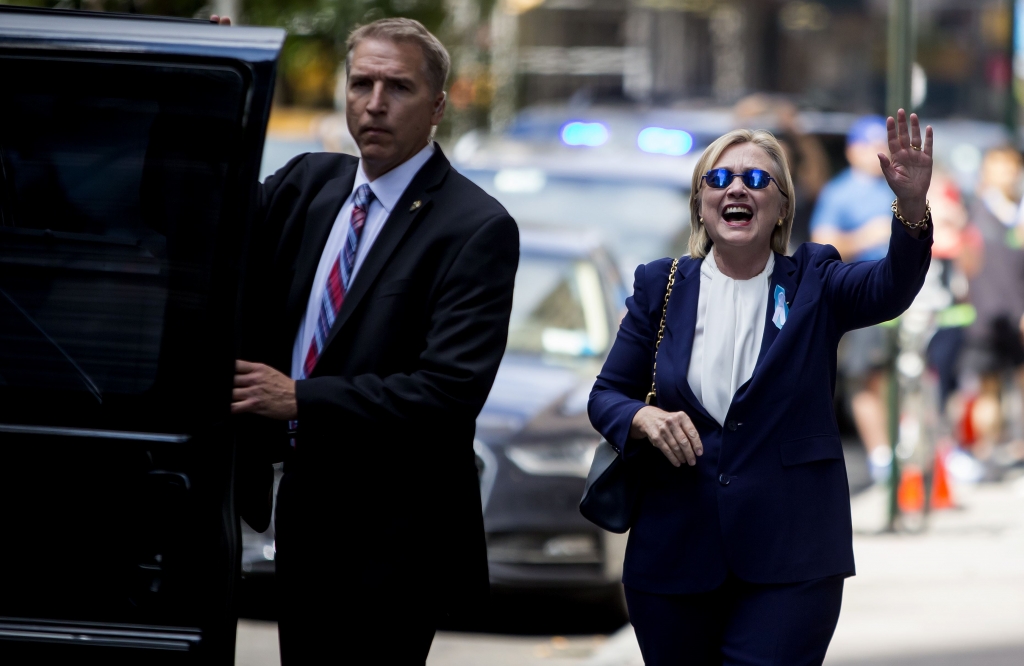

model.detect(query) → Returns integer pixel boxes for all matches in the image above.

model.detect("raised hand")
[877,109,933,224]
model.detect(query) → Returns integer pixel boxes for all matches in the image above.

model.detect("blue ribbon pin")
[772,285,789,329]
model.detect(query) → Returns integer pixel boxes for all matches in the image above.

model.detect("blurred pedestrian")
[810,115,896,482]
[923,173,974,413]
[231,18,519,664]
[958,147,1024,459]
[589,111,933,665]
[810,115,894,260]
[734,94,831,247]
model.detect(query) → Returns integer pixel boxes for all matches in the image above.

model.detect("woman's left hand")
[878,109,933,224]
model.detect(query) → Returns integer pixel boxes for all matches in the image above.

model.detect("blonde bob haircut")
[688,129,795,259]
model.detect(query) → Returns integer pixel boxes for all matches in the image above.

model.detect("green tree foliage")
[244,0,449,107]
[1,0,449,108]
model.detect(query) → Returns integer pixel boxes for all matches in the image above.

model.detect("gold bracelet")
[891,199,931,230]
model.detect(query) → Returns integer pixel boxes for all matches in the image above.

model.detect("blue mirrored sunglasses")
[703,168,787,197]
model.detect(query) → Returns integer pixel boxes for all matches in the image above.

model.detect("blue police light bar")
[637,127,693,156]
[561,121,609,147]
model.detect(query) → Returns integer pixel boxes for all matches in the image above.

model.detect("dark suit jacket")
[236,145,519,611]
[589,217,931,595]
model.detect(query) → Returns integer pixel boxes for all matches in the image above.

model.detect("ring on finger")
[911,144,921,151]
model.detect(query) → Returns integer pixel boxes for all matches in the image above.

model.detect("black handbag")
[580,258,679,533]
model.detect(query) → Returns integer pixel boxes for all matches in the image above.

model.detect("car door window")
[0,55,245,423]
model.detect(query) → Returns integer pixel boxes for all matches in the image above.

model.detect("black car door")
[0,8,283,663]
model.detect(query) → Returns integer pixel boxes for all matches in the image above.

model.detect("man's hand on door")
[232,360,297,420]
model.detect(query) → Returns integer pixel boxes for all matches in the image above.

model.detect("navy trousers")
[625,574,845,666]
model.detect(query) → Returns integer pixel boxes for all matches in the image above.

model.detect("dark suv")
[0,7,282,663]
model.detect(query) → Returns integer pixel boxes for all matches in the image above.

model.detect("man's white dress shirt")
[290,142,435,379]
[686,250,774,426]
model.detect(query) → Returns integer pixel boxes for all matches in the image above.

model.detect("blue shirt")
[810,168,894,261]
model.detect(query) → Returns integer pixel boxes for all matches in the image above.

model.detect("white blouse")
[686,250,774,426]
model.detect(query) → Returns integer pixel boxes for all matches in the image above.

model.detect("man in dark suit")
[231,18,519,663]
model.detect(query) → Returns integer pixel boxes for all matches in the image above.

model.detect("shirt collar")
[702,248,774,281]
[356,142,436,213]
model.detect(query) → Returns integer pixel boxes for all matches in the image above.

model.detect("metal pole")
[886,0,915,116]
[489,2,518,132]
[885,0,914,531]
[886,328,901,532]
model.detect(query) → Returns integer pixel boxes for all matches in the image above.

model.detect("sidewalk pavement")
[825,475,1024,664]
[236,474,1024,666]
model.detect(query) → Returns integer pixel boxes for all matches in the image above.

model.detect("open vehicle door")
[0,7,283,663]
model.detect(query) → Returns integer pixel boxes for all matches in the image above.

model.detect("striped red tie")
[302,183,374,378]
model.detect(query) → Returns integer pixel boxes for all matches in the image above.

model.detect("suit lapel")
[664,257,713,422]
[317,145,451,357]
[753,252,797,371]
[285,162,358,323]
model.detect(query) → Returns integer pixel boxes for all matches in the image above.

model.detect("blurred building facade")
[11,0,1018,133]
[489,0,1016,128]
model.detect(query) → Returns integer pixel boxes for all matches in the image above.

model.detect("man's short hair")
[346,18,450,95]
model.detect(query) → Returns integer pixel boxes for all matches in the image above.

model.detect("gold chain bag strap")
[580,256,681,533]
[645,257,680,406]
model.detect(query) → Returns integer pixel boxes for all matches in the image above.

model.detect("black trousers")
[274,472,437,665]
[625,574,845,666]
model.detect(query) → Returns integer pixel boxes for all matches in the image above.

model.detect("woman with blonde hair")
[588,111,933,664]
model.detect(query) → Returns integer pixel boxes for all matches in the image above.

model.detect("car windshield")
[462,169,691,277]
[508,255,609,358]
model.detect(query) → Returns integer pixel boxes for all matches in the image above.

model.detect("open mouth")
[722,205,754,223]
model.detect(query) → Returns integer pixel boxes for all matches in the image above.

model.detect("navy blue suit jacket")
[589,217,932,594]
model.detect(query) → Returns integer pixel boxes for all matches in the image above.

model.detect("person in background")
[924,173,974,415]
[733,94,831,247]
[958,147,1024,461]
[811,115,896,482]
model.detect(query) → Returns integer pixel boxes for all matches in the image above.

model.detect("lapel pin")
[409,200,422,212]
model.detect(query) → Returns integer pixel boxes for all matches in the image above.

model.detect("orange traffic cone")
[897,465,926,513]
[930,448,956,510]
